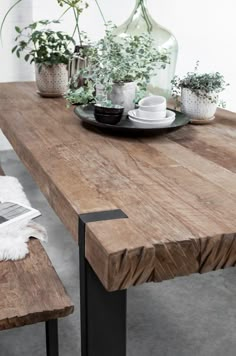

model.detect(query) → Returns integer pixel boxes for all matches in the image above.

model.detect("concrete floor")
[0,150,236,356]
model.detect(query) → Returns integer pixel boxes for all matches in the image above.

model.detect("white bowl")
[138,95,167,112]
[137,108,166,120]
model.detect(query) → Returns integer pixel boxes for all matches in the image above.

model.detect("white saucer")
[128,109,175,122]
[129,116,175,128]
[128,109,176,128]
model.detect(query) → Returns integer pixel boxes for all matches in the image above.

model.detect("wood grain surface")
[1,82,236,291]
[0,164,74,330]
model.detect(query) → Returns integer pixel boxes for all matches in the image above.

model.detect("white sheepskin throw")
[0,176,47,261]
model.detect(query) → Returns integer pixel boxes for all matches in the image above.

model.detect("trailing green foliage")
[66,24,170,105]
[171,61,229,104]
[12,20,75,68]
[64,82,95,106]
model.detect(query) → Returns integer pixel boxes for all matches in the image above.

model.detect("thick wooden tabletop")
[1,82,236,291]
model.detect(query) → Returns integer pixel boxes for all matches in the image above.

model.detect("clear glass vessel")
[114,0,178,99]
[68,45,89,88]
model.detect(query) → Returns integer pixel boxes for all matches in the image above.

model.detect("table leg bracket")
[78,209,128,356]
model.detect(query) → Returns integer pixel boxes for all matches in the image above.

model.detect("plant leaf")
[15,26,21,33]
[11,45,17,53]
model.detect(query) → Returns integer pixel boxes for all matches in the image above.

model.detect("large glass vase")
[114,0,178,98]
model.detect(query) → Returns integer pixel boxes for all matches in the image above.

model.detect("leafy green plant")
[66,24,170,105]
[12,20,75,69]
[64,82,95,106]
[171,61,229,104]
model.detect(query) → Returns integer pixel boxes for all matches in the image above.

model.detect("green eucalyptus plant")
[12,20,75,70]
[66,24,170,105]
[171,62,229,105]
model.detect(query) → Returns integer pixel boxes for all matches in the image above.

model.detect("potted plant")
[171,62,229,122]
[12,20,75,97]
[66,25,170,115]
[1,1,106,88]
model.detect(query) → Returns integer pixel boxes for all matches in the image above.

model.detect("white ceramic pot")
[181,88,218,120]
[35,63,68,97]
[109,82,137,114]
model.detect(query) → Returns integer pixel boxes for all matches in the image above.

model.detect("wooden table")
[1,82,236,355]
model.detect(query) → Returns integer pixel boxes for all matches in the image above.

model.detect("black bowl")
[94,104,124,116]
[94,112,123,125]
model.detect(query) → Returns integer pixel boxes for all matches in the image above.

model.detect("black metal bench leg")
[79,210,128,356]
[46,319,59,356]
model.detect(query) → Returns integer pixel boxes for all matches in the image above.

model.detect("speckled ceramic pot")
[35,63,68,97]
[181,88,218,120]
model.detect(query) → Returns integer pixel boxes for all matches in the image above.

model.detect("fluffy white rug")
[0,176,47,261]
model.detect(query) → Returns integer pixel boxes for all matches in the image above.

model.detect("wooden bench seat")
[0,166,74,354]
[0,239,74,331]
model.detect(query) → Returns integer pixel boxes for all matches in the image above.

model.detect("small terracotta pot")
[35,63,68,98]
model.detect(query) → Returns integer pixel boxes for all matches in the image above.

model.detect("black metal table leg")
[79,210,128,356]
[46,319,59,356]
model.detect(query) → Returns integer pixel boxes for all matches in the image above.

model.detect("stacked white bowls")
[128,96,176,128]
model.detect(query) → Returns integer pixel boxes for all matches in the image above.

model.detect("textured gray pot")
[108,82,137,114]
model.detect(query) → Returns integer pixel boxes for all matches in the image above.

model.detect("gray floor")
[0,150,236,356]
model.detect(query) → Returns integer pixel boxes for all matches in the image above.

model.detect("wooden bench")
[0,167,74,355]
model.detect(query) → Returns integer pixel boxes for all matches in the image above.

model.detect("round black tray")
[74,104,190,135]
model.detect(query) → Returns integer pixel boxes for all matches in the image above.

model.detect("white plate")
[137,108,166,120]
[128,109,175,122]
[128,109,176,123]
[129,115,175,128]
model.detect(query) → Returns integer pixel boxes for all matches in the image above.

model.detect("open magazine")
[0,201,41,229]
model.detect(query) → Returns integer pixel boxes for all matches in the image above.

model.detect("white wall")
[0,0,34,82]
[154,0,236,111]
[1,0,236,149]
[0,0,34,150]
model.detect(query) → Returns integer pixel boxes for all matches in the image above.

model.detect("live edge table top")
[1,82,236,292]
